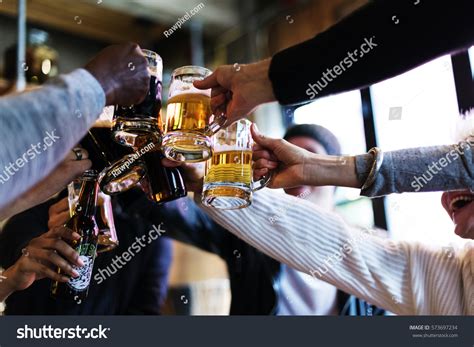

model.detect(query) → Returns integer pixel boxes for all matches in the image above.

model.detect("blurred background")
[0,0,473,315]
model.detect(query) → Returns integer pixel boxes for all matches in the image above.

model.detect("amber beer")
[51,170,99,302]
[163,65,225,163]
[203,149,253,209]
[166,93,212,133]
[202,119,270,210]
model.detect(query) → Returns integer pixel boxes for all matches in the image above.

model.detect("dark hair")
[283,124,341,156]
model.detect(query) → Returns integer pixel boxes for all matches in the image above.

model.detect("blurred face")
[284,136,334,208]
[441,190,474,239]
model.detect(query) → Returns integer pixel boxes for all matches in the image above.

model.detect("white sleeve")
[0,69,105,209]
[200,189,473,315]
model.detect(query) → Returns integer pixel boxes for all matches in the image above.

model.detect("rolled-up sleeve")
[356,140,474,197]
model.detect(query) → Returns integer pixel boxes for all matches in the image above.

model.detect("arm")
[252,126,474,195]
[199,189,472,315]
[148,197,231,259]
[0,69,104,211]
[195,0,474,121]
[269,0,474,104]
[0,149,91,220]
[0,42,150,210]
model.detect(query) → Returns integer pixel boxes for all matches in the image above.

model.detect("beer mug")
[202,119,270,210]
[112,49,162,149]
[81,112,147,196]
[68,181,119,253]
[162,66,226,163]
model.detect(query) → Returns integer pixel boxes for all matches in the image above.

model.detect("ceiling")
[84,0,239,30]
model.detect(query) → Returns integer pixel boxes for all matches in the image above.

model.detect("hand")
[252,124,360,189]
[85,42,150,106]
[2,227,83,294]
[161,158,205,193]
[193,59,276,125]
[251,124,311,189]
[0,149,91,220]
[48,197,70,230]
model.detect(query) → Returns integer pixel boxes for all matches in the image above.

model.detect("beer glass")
[112,49,162,148]
[202,119,270,210]
[162,66,226,163]
[68,181,119,253]
[80,109,147,195]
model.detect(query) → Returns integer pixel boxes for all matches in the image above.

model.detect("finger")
[46,226,81,242]
[211,86,228,98]
[253,149,278,161]
[27,248,79,278]
[23,261,70,283]
[253,168,269,179]
[250,124,280,151]
[210,94,227,111]
[48,211,71,229]
[253,158,279,170]
[64,148,89,161]
[193,71,219,90]
[41,238,83,267]
[48,198,69,217]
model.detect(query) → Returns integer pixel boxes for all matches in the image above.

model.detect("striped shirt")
[0,69,105,210]
[201,189,474,315]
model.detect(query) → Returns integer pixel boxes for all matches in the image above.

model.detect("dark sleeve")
[147,197,230,260]
[269,0,474,105]
[125,236,173,315]
[0,201,52,268]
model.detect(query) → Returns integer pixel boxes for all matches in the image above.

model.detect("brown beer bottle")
[51,170,99,302]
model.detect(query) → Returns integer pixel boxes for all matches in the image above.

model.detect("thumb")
[251,124,279,151]
[193,71,219,90]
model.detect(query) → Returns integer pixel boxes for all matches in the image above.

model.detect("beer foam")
[213,144,252,152]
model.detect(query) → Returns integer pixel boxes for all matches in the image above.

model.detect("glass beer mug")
[162,66,226,163]
[112,49,162,149]
[202,119,271,210]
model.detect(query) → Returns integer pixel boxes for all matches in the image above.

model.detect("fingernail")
[61,276,70,282]
[77,258,84,267]
[72,270,80,277]
[72,232,81,239]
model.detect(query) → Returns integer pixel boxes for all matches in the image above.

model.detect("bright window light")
[371,55,466,246]
[294,91,373,228]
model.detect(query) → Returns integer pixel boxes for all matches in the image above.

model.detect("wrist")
[303,154,359,188]
[243,58,276,104]
[0,267,19,300]
[85,66,115,105]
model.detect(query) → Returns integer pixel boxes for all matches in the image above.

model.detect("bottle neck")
[76,177,98,219]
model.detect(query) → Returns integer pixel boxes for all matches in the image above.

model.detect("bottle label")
[68,243,96,292]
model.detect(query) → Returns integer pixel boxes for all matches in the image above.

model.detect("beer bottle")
[51,170,99,302]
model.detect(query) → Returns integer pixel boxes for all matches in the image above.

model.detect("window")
[370,55,466,246]
[294,91,373,228]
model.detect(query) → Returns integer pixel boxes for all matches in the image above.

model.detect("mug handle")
[206,112,227,135]
[251,172,272,192]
